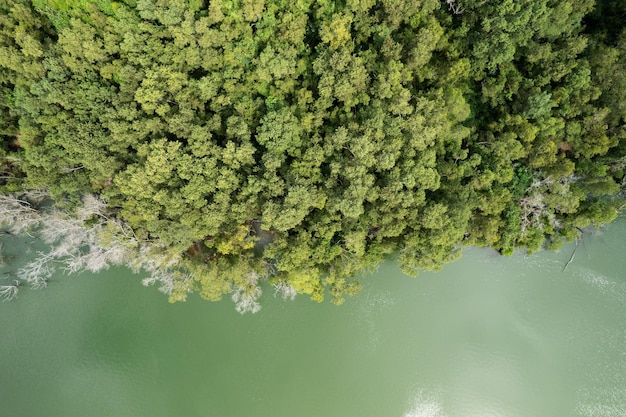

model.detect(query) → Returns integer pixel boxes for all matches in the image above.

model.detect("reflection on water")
[575,267,626,300]
[404,388,445,417]
[351,289,398,353]
[1,220,626,416]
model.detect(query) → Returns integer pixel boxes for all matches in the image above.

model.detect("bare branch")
[60,164,85,174]
[0,281,19,301]
[445,0,464,14]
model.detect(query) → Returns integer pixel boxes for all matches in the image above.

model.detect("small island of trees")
[1,0,625,311]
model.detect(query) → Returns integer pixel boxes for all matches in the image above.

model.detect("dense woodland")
[1,0,625,309]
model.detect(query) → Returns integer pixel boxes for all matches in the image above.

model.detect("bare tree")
[273,282,297,301]
[0,194,42,236]
[1,192,137,292]
[138,244,185,292]
[0,191,261,311]
[519,174,580,237]
[232,271,263,314]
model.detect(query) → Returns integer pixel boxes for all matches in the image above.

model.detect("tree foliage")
[1,0,625,309]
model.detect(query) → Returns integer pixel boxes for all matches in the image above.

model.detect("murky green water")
[2,220,626,417]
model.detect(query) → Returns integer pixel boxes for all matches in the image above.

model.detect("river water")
[1,219,626,417]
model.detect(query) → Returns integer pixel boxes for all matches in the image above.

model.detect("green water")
[2,220,626,417]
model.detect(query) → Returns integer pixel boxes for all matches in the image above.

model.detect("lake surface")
[2,219,626,417]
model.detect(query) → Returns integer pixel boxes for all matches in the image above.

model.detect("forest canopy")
[1,0,625,309]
